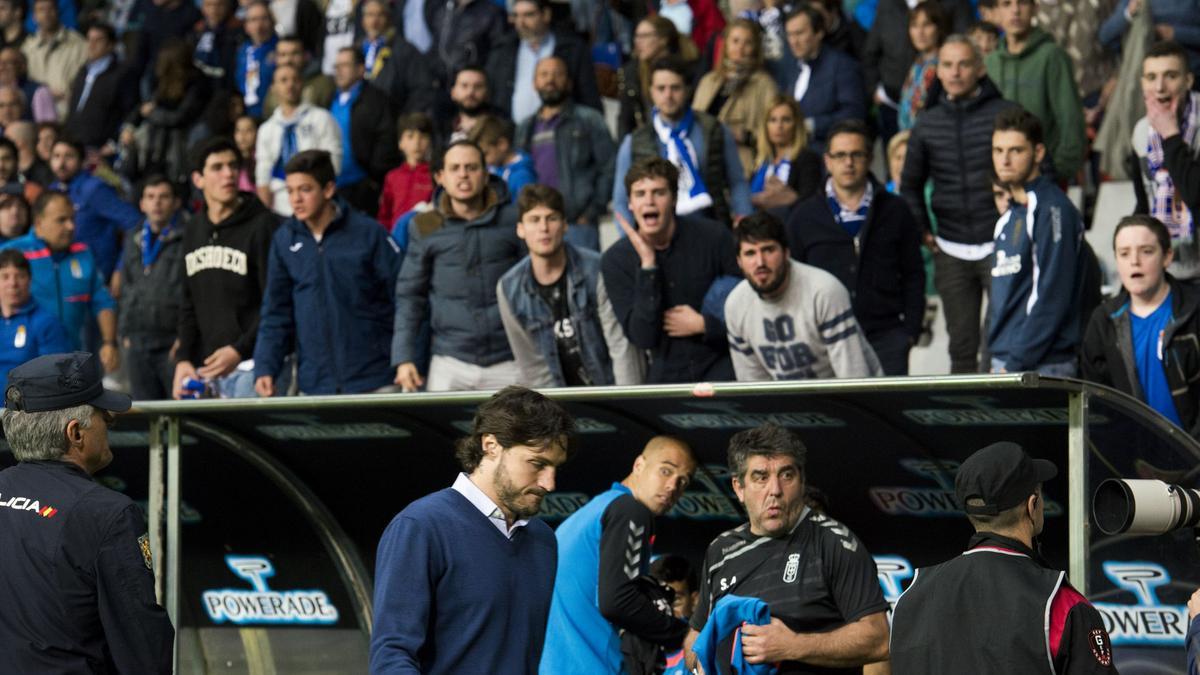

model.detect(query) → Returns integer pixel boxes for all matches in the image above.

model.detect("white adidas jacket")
[255,102,343,213]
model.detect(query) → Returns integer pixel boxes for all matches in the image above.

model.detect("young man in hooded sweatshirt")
[173,137,281,399]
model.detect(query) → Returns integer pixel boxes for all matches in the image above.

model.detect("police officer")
[0,351,174,673]
[890,442,1118,674]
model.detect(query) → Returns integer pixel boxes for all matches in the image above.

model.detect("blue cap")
[5,352,132,413]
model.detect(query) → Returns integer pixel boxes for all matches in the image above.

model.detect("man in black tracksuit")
[900,36,1018,373]
[890,442,1117,674]
[173,137,281,398]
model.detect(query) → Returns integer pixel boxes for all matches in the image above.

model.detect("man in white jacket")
[255,64,342,215]
[725,211,882,380]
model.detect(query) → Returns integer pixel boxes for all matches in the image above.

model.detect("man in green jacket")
[985,0,1086,182]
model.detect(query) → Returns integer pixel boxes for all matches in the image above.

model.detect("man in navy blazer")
[770,5,867,151]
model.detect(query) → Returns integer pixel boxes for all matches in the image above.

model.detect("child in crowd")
[968,21,1000,57]
[470,115,536,200]
[378,112,434,230]
[233,115,258,193]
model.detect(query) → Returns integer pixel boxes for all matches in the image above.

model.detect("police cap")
[5,352,132,413]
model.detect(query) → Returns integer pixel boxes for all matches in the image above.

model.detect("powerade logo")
[874,555,915,619]
[869,458,1063,518]
[660,402,844,430]
[901,396,1108,426]
[202,556,339,626]
[540,465,742,522]
[452,417,616,435]
[1093,561,1187,645]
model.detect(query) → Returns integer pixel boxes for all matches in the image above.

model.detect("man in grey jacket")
[392,140,524,392]
[497,184,641,387]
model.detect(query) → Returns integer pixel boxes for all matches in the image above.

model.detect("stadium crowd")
[0,0,1192,435]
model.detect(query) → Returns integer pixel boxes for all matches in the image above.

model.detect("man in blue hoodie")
[253,149,400,396]
[1,190,116,369]
[0,247,67,388]
[989,107,1086,376]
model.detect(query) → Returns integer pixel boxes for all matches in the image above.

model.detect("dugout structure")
[3,375,1195,673]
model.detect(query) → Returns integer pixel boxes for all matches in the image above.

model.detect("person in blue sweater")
[0,248,68,389]
[541,436,696,675]
[1,190,117,371]
[48,139,141,283]
[370,385,575,675]
[989,107,1086,376]
[253,150,401,396]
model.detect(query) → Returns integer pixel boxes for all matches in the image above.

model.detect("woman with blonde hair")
[750,95,823,211]
[692,19,779,176]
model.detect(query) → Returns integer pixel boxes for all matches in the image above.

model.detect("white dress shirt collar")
[452,472,528,539]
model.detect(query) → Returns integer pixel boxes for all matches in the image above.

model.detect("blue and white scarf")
[750,157,792,194]
[826,177,873,239]
[652,108,713,215]
[1147,90,1200,244]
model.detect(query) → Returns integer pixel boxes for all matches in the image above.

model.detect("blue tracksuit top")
[52,173,142,282]
[0,298,70,390]
[988,174,1085,371]
[693,595,776,675]
[1,233,115,350]
[541,483,634,674]
[253,199,401,394]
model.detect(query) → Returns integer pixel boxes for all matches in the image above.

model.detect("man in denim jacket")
[496,184,642,387]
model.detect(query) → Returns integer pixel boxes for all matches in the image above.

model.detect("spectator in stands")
[119,175,185,400]
[48,138,140,283]
[235,1,276,119]
[174,137,280,399]
[1081,215,1200,438]
[434,66,496,148]
[603,157,739,383]
[359,0,392,81]
[1100,0,1200,77]
[262,36,333,117]
[0,0,27,51]
[898,2,947,131]
[990,108,1085,376]
[902,35,1017,373]
[618,16,691,139]
[0,247,66,387]
[885,129,909,193]
[651,554,700,621]
[122,39,212,184]
[471,115,536,205]
[773,5,866,152]
[864,0,972,144]
[1133,41,1200,280]
[33,117,51,160]
[694,19,778,176]
[812,0,865,58]
[21,0,84,118]
[233,114,256,191]
[967,20,1000,57]
[330,46,398,214]
[377,112,432,229]
[750,95,822,213]
[498,184,641,387]
[890,442,1115,674]
[787,120,924,375]
[0,192,29,240]
[255,64,342,215]
[684,423,889,673]
[268,0,321,57]
[0,83,22,127]
[65,23,134,153]
[371,386,573,674]
[514,57,614,252]
[485,0,600,124]
[131,0,200,83]
[427,0,506,80]
[0,47,52,122]
[0,135,34,199]
[2,190,116,364]
[370,15,443,116]
[254,149,399,396]
[6,119,48,185]
[541,436,695,673]
[985,0,1086,182]
[191,0,240,85]
[318,0,353,76]
[391,140,524,392]
[613,58,752,226]
[725,211,881,380]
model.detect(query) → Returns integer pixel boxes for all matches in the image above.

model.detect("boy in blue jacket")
[989,107,1085,376]
[252,149,401,396]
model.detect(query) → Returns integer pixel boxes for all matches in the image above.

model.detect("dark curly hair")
[454,386,575,472]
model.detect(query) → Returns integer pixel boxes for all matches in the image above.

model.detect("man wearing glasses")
[786,119,924,375]
[0,351,173,673]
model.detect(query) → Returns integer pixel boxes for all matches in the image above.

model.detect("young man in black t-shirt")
[496,184,644,387]
[685,423,890,675]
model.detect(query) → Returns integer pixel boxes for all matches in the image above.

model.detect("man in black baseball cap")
[889,441,1117,674]
[0,352,173,673]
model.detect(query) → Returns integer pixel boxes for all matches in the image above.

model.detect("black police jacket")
[0,460,173,673]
